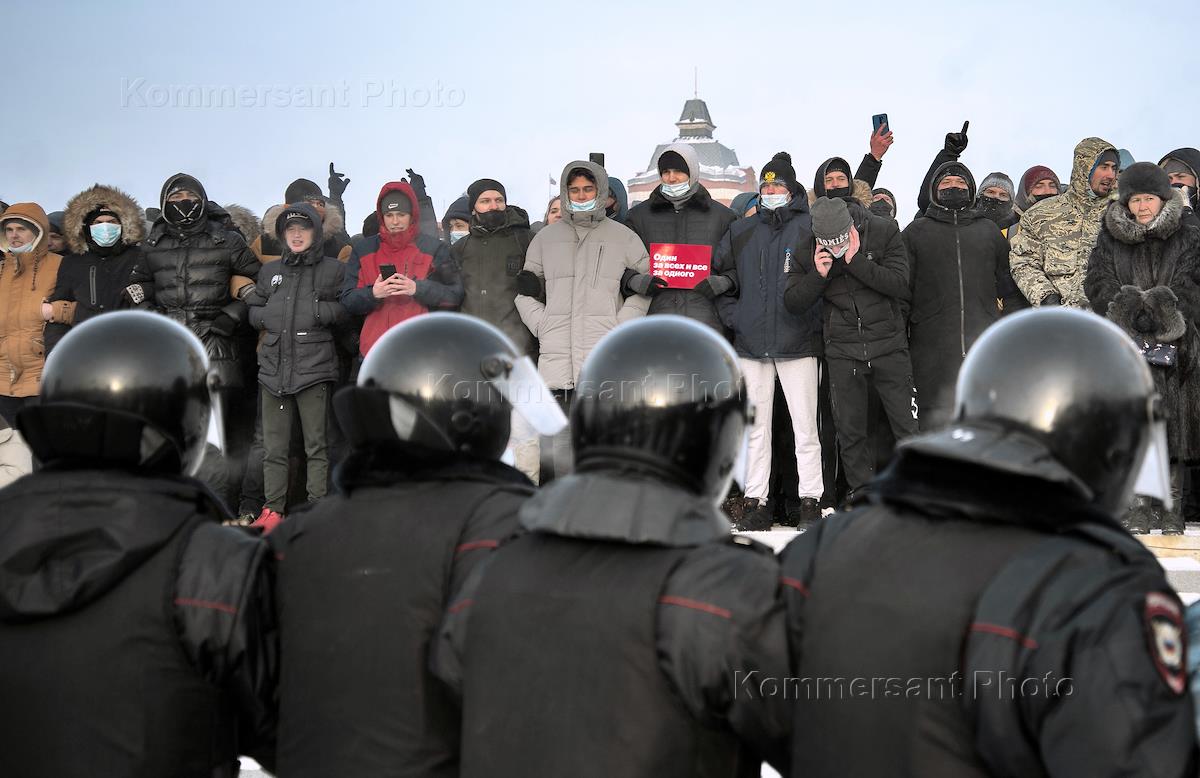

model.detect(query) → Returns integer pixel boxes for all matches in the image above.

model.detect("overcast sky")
[7,0,1198,231]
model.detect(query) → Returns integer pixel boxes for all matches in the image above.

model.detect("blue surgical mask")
[450,230,468,244]
[760,193,790,210]
[9,242,35,254]
[661,181,691,198]
[90,222,122,247]
[569,198,597,212]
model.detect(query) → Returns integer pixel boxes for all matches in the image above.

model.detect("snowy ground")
[237,525,1200,777]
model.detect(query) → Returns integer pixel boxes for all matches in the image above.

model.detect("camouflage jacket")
[1009,137,1118,307]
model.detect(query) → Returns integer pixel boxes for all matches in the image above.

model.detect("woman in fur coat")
[1085,162,1200,533]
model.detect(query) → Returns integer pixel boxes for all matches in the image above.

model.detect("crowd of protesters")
[2,120,1198,534]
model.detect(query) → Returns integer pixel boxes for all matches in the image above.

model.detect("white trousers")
[740,357,822,502]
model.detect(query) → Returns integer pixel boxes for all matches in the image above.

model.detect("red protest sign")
[649,243,713,290]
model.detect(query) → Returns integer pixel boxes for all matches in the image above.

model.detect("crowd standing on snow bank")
[2,121,1200,536]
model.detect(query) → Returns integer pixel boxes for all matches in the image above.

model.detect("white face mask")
[660,181,691,198]
[829,243,849,259]
[9,241,35,254]
[759,193,790,210]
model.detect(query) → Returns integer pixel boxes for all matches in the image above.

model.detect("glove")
[209,311,239,337]
[1040,293,1062,307]
[516,270,544,299]
[943,121,969,156]
[627,273,669,297]
[405,168,427,200]
[328,162,350,201]
[694,275,733,300]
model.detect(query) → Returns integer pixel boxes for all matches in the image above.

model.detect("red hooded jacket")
[342,182,461,355]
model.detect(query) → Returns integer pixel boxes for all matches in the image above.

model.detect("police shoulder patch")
[1144,590,1187,695]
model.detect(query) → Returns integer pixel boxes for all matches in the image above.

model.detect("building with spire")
[627,97,756,207]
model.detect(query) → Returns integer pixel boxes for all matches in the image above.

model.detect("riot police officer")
[434,314,791,777]
[270,312,565,777]
[0,311,276,777]
[781,308,1197,776]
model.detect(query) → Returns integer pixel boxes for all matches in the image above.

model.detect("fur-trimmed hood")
[62,184,145,255]
[222,203,262,243]
[807,179,872,209]
[1104,192,1187,245]
[261,200,345,239]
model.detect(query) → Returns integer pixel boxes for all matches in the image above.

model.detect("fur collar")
[1105,193,1185,245]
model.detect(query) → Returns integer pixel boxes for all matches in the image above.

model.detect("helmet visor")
[1133,418,1172,510]
[487,355,567,437]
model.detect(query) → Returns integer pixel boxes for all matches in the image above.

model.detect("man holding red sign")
[625,143,736,334]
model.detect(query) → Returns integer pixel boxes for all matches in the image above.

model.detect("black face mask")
[976,195,1014,224]
[477,210,507,230]
[869,200,895,218]
[1031,192,1057,203]
[937,187,972,210]
[825,185,852,200]
[166,198,203,226]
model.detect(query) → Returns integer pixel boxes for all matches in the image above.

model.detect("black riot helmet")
[571,315,752,505]
[334,312,564,460]
[16,311,214,476]
[941,307,1161,517]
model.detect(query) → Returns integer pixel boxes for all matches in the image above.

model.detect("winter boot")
[797,497,821,529]
[1161,507,1186,535]
[734,499,773,532]
[251,507,284,536]
[1121,497,1153,535]
[721,488,746,524]
[779,498,802,528]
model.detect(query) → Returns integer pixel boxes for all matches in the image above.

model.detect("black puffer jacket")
[247,204,347,396]
[45,183,147,354]
[626,186,737,332]
[129,174,261,387]
[0,468,277,776]
[452,205,536,355]
[45,246,142,354]
[901,163,1023,427]
[784,199,910,362]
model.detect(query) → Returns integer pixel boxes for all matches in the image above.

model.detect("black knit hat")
[1119,162,1175,206]
[760,152,799,196]
[657,150,689,176]
[380,190,412,214]
[285,178,324,204]
[467,178,506,211]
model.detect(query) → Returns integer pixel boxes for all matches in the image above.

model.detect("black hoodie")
[0,467,277,775]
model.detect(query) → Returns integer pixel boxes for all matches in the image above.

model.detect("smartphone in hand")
[379,264,397,279]
[872,113,889,133]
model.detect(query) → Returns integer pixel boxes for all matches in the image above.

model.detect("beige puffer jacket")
[516,161,650,390]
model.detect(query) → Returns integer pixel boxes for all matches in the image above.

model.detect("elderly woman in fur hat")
[1085,162,1200,534]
